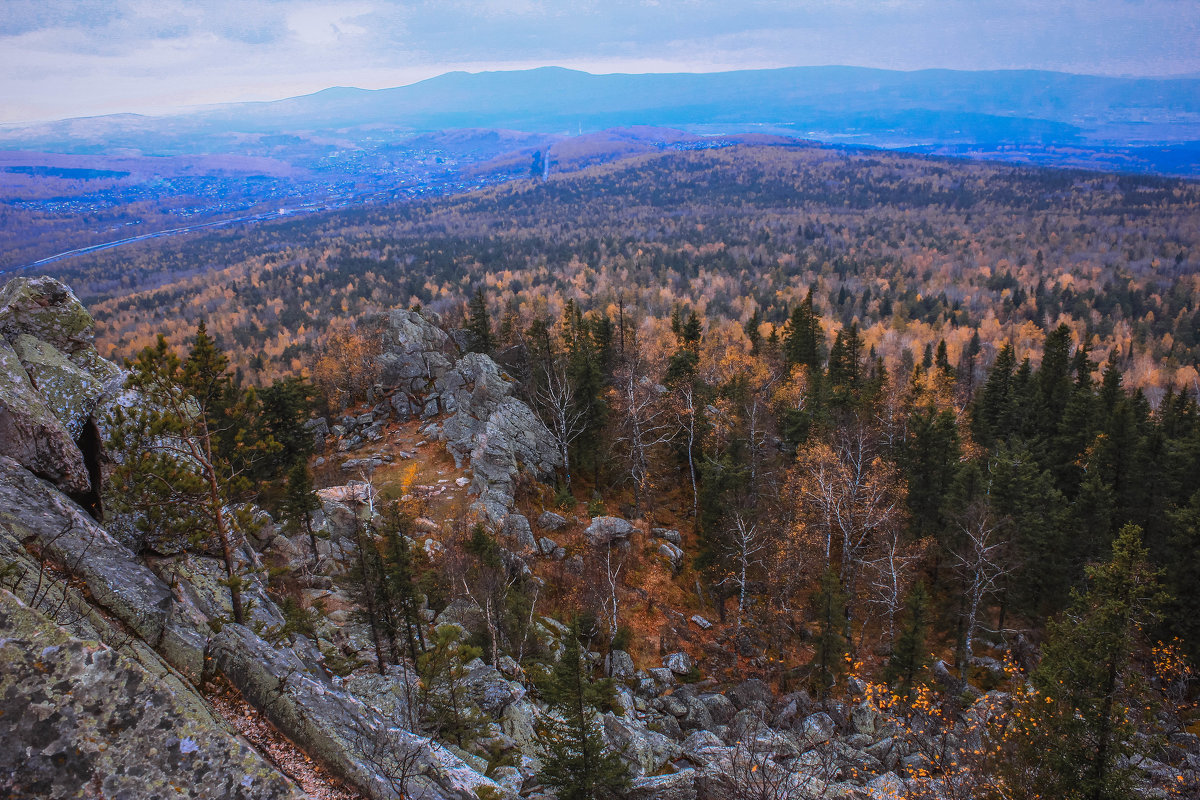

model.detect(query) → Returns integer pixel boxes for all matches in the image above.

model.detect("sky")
[2,0,1198,124]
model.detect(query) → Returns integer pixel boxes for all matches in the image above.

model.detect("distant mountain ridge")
[5,65,1200,152]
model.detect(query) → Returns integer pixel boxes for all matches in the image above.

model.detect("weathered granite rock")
[700,693,738,726]
[0,277,125,500]
[658,541,685,572]
[436,353,560,520]
[210,623,513,800]
[606,649,636,679]
[651,527,682,546]
[0,339,91,494]
[628,770,697,800]
[461,658,527,715]
[729,678,775,711]
[0,457,172,645]
[800,712,837,745]
[665,651,695,675]
[376,309,456,395]
[602,712,683,776]
[0,590,301,800]
[0,276,98,354]
[585,516,636,546]
[501,513,537,555]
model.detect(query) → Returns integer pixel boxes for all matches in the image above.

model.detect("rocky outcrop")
[0,589,301,800]
[0,338,91,494]
[377,309,456,398]
[0,277,125,502]
[435,352,560,521]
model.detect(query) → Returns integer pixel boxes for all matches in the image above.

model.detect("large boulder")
[0,590,301,800]
[585,516,637,547]
[602,712,683,776]
[0,276,99,355]
[629,771,697,800]
[0,457,174,646]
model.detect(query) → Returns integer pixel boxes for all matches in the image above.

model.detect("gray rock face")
[651,527,682,546]
[501,513,537,555]
[0,457,174,646]
[376,309,456,395]
[606,649,636,679]
[800,711,837,745]
[211,624,513,800]
[0,277,125,499]
[437,353,560,521]
[0,339,91,494]
[729,678,775,711]
[602,712,683,776]
[658,541,685,573]
[585,516,637,547]
[460,658,527,715]
[0,590,301,800]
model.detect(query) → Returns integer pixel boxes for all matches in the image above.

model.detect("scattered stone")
[606,649,636,679]
[651,527,682,546]
[538,510,569,531]
[690,614,713,630]
[665,651,695,675]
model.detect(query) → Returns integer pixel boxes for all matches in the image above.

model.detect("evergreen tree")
[744,309,762,355]
[537,628,630,800]
[281,460,322,565]
[783,289,823,370]
[1020,525,1165,800]
[809,568,849,698]
[884,582,930,700]
[972,343,1016,447]
[106,334,273,625]
[418,625,487,747]
[379,505,426,665]
[466,288,495,354]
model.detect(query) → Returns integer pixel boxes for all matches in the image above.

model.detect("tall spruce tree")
[537,627,630,800]
[1019,525,1165,800]
[783,289,823,370]
[885,581,930,700]
[466,288,495,354]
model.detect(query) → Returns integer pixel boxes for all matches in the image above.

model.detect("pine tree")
[744,309,762,355]
[809,568,849,698]
[885,581,930,700]
[783,289,823,370]
[106,334,271,625]
[1021,524,1166,800]
[466,288,495,354]
[281,460,322,565]
[418,625,487,747]
[972,342,1016,448]
[537,628,630,800]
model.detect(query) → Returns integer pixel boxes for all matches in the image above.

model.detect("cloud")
[1,0,1197,122]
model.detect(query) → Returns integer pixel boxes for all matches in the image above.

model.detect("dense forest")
[42,142,1200,399]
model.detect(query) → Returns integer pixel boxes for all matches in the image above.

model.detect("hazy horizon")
[3,0,1198,124]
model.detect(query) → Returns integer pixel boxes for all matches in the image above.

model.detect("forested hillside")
[12,143,1200,798]
[44,142,1200,399]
